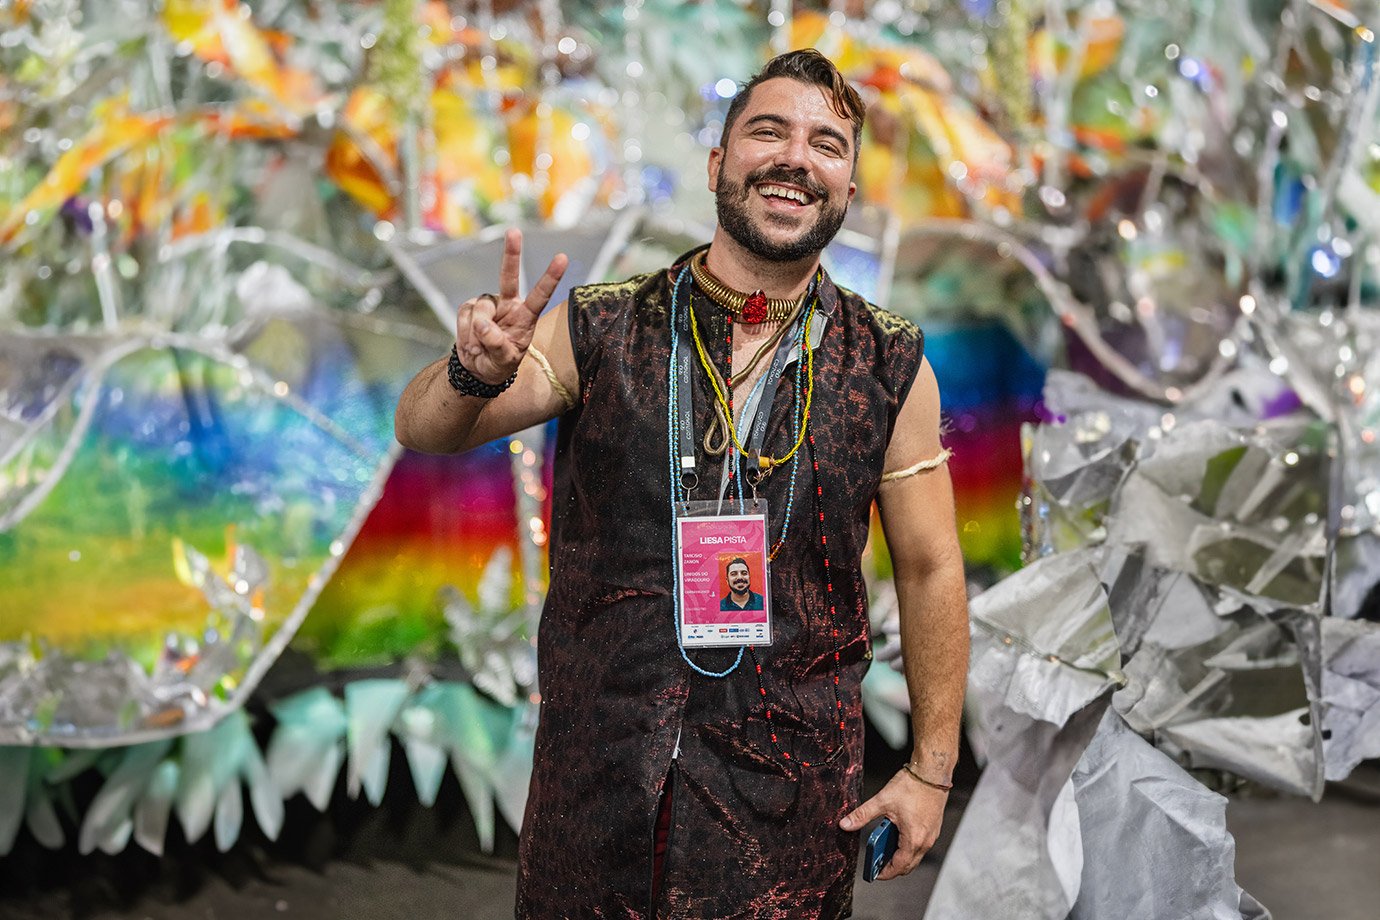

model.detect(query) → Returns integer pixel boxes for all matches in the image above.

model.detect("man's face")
[708,77,857,263]
[727,562,751,595]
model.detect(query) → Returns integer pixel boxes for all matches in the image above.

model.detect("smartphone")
[863,818,898,883]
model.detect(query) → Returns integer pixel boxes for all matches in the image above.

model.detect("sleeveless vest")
[517,251,924,919]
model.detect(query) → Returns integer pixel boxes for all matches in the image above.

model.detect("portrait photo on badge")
[718,552,766,614]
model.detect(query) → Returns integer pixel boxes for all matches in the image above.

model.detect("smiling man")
[394,48,969,920]
[720,558,764,611]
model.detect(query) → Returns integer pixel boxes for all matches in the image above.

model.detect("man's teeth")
[759,184,812,204]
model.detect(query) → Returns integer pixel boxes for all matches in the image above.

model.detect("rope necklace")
[688,275,819,473]
[700,295,805,457]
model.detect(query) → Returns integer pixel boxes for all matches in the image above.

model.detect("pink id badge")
[675,499,772,648]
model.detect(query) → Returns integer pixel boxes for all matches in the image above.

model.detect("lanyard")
[673,283,810,495]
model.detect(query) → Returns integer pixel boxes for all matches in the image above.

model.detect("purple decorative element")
[59,198,94,235]
[1261,387,1303,419]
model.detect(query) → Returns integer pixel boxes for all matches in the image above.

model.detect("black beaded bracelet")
[447,345,517,398]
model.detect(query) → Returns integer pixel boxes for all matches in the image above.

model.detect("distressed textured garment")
[516,250,924,920]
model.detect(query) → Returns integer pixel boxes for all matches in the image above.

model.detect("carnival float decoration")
[3,2,1380,916]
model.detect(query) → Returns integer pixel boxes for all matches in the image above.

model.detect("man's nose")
[773,131,811,171]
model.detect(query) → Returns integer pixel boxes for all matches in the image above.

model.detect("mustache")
[743,167,828,200]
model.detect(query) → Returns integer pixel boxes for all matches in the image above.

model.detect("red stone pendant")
[743,290,769,324]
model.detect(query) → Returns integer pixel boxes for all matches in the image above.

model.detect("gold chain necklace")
[689,250,799,324]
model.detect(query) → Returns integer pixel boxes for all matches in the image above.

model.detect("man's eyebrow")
[741,113,851,151]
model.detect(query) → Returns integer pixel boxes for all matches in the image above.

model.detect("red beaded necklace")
[709,297,845,770]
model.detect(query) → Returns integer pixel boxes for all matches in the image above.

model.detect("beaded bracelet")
[902,761,954,792]
[447,345,517,398]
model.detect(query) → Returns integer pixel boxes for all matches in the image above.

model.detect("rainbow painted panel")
[924,320,1045,573]
[300,433,554,669]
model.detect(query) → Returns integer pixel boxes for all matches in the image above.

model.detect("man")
[721,558,765,611]
[395,48,969,919]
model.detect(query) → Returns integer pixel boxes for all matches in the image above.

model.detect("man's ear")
[847,180,857,202]
[707,147,723,193]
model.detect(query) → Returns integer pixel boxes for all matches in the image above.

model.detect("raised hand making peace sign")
[455,228,570,385]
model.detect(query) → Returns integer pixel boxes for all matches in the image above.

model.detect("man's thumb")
[839,799,878,831]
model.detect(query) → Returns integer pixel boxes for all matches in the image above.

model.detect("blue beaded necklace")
[666,262,813,678]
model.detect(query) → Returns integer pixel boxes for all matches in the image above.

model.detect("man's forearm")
[895,560,970,783]
[394,357,493,454]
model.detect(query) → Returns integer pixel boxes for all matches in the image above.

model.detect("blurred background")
[3,1,1380,917]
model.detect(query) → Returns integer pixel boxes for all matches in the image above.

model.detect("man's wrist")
[902,749,955,791]
[900,761,952,792]
[447,345,518,397]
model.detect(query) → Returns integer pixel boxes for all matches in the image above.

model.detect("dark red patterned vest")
[517,251,924,920]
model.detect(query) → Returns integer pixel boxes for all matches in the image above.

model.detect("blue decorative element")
[396,684,452,808]
[640,164,678,206]
[862,656,911,750]
[266,686,348,811]
[345,679,412,806]
[822,240,882,302]
[81,740,173,855]
[1273,164,1306,225]
[0,681,535,859]
[0,746,66,854]
[1309,244,1342,279]
[1177,57,1215,92]
[668,264,745,679]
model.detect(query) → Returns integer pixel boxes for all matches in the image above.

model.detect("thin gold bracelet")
[902,761,953,792]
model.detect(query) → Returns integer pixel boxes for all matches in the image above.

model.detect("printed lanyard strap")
[675,297,698,489]
[743,317,800,472]
[674,295,802,490]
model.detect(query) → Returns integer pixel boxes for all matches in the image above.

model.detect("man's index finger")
[499,227,522,301]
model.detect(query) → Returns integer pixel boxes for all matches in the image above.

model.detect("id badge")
[675,498,772,648]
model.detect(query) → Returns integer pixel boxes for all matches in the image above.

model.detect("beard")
[715,164,848,262]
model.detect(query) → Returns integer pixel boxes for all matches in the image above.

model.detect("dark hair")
[719,49,865,157]
[726,557,750,572]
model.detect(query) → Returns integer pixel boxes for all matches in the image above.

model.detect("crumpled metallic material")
[1066,709,1271,920]
[441,547,538,710]
[965,548,1124,738]
[929,545,1275,918]
[940,333,1380,915]
[1319,617,1380,780]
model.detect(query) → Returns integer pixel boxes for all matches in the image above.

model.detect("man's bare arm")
[839,357,969,881]
[394,228,579,454]
[878,359,969,788]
